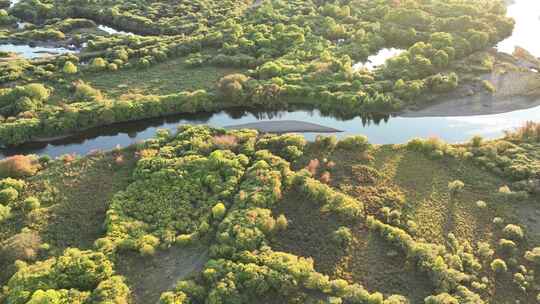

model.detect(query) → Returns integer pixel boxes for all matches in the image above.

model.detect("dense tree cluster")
[1,248,130,304]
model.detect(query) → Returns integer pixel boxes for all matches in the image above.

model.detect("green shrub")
[498,238,517,255]
[491,259,508,273]
[424,293,458,304]
[23,196,40,211]
[524,247,540,265]
[0,178,26,191]
[90,57,107,71]
[503,224,524,242]
[275,214,288,231]
[0,187,18,203]
[0,204,11,222]
[62,61,78,74]
[333,226,353,247]
[211,202,226,219]
[448,180,464,194]
[337,135,371,151]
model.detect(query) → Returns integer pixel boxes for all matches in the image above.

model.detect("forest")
[1,0,540,303]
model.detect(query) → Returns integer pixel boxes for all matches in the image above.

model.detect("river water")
[1,105,539,158]
[0,0,539,158]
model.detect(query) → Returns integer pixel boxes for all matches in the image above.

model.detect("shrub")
[524,247,540,265]
[0,155,40,178]
[0,178,26,191]
[448,180,464,194]
[491,259,508,273]
[62,61,77,74]
[424,293,458,304]
[333,226,353,247]
[0,187,18,203]
[90,57,107,70]
[23,196,40,210]
[217,73,249,103]
[475,200,487,209]
[477,242,494,260]
[337,135,371,151]
[498,238,517,255]
[212,202,226,219]
[139,244,156,256]
[275,214,288,231]
[73,81,103,102]
[492,217,504,226]
[470,135,483,147]
[503,224,524,242]
[314,135,337,152]
[0,204,11,222]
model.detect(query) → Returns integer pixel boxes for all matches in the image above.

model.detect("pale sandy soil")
[403,71,540,117]
[225,120,342,133]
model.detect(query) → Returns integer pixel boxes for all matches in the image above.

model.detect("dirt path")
[116,245,208,304]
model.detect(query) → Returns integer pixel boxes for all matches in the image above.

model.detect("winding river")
[0,0,539,158]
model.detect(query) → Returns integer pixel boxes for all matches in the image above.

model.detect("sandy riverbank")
[403,70,540,117]
[225,120,342,133]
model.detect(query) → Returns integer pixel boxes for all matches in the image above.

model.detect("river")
[0,0,539,158]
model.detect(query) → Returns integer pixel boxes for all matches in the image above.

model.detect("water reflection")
[97,25,134,36]
[353,48,405,71]
[498,0,540,57]
[1,105,538,158]
[0,44,77,59]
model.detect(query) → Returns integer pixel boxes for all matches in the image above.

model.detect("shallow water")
[498,0,540,57]
[0,44,76,59]
[97,25,133,36]
[9,0,19,8]
[353,48,404,71]
[1,105,539,158]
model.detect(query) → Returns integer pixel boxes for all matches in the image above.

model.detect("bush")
[73,81,103,102]
[524,247,540,265]
[211,202,226,219]
[503,224,524,242]
[0,187,18,203]
[475,200,487,209]
[23,196,40,210]
[0,155,40,178]
[0,204,11,222]
[217,73,249,103]
[90,57,107,71]
[275,214,288,231]
[0,178,26,191]
[63,61,78,74]
[337,135,371,151]
[333,226,353,247]
[424,293,458,304]
[448,180,464,194]
[498,238,517,255]
[491,259,508,273]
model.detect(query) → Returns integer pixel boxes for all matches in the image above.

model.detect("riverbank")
[225,120,342,133]
[403,69,540,117]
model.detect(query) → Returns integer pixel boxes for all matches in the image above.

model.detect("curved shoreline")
[225,120,342,133]
[402,95,540,118]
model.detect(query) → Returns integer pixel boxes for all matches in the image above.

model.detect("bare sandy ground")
[403,71,540,117]
[117,245,208,304]
[225,120,342,133]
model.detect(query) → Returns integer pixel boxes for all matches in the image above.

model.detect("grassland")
[0,124,538,303]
